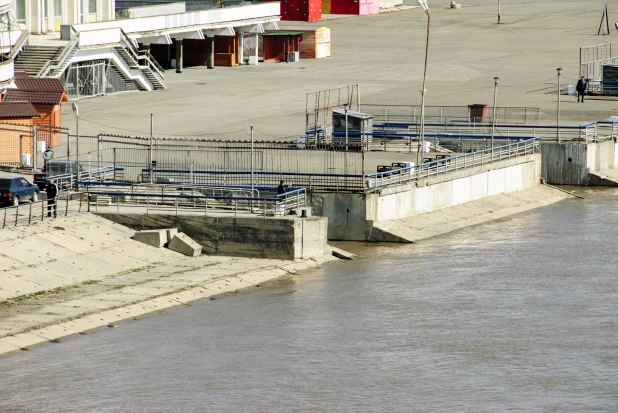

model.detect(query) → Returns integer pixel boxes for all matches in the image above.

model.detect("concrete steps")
[14,45,65,76]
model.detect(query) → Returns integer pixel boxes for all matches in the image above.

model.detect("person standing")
[277,180,287,194]
[45,178,58,218]
[576,76,587,103]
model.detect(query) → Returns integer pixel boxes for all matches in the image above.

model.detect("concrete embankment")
[370,185,572,242]
[0,213,337,356]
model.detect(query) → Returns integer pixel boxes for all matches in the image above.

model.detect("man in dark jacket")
[277,180,287,194]
[45,179,58,218]
[576,77,587,103]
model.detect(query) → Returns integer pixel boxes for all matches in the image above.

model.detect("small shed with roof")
[0,101,40,165]
[4,72,69,130]
[276,24,331,59]
[261,31,303,62]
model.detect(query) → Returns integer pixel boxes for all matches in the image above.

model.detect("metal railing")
[359,104,543,125]
[371,120,616,143]
[46,166,123,190]
[0,194,86,229]
[82,183,307,217]
[139,168,364,193]
[7,30,29,60]
[140,49,165,80]
[366,138,540,191]
[38,33,79,78]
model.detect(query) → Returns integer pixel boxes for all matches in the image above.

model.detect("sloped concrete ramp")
[588,169,618,186]
[371,185,572,243]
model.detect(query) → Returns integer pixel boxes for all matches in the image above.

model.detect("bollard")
[175,197,178,215]
[2,208,6,228]
[15,205,19,226]
[28,202,32,225]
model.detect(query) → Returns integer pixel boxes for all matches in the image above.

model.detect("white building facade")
[11,0,114,34]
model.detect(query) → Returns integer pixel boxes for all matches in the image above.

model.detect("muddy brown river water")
[1,188,617,412]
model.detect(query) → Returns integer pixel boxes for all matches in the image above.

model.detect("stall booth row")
[142,26,331,68]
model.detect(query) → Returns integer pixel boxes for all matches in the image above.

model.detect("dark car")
[34,161,83,190]
[0,177,40,207]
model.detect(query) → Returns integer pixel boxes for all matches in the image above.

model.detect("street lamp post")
[416,0,430,167]
[71,103,80,187]
[343,103,349,151]
[556,68,562,143]
[149,114,154,184]
[491,77,499,148]
[250,124,254,211]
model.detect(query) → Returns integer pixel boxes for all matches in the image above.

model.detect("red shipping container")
[265,0,321,22]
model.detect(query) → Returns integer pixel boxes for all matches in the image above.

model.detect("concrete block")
[133,230,167,248]
[168,233,202,257]
[166,228,179,243]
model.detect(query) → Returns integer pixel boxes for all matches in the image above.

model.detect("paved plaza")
[60,0,618,141]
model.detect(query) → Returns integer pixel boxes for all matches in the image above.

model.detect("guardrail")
[45,166,123,190]
[82,183,307,216]
[7,30,29,60]
[0,195,87,229]
[38,33,79,78]
[140,169,364,193]
[366,138,540,191]
[370,120,616,143]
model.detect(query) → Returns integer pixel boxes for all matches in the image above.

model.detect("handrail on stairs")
[139,50,165,80]
[7,30,29,60]
[37,29,79,78]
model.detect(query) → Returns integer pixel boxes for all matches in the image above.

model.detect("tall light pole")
[149,114,153,184]
[250,124,254,210]
[498,0,502,24]
[416,0,430,166]
[556,68,562,143]
[71,103,80,187]
[343,103,349,151]
[491,77,499,148]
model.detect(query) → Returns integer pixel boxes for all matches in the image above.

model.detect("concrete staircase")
[14,45,65,76]
[114,45,164,90]
[142,66,164,89]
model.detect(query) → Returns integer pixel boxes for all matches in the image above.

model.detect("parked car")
[34,160,83,190]
[0,177,40,207]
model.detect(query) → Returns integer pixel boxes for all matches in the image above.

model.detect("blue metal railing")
[83,183,307,216]
[366,138,540,191]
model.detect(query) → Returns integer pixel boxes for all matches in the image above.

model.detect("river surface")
[1,188,617,412]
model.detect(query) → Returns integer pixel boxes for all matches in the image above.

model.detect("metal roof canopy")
[262,31,304,36]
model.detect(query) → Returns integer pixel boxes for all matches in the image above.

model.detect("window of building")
[15,0,26,22]
[54,0,63,17]
[89,0,97,13]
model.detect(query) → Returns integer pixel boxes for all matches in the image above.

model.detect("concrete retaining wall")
[541,140,616,185]
[97,214,328,260]
[311,154,541,241]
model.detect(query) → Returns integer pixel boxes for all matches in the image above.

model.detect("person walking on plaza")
[576,76,587,103]
[45,178,58,218]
